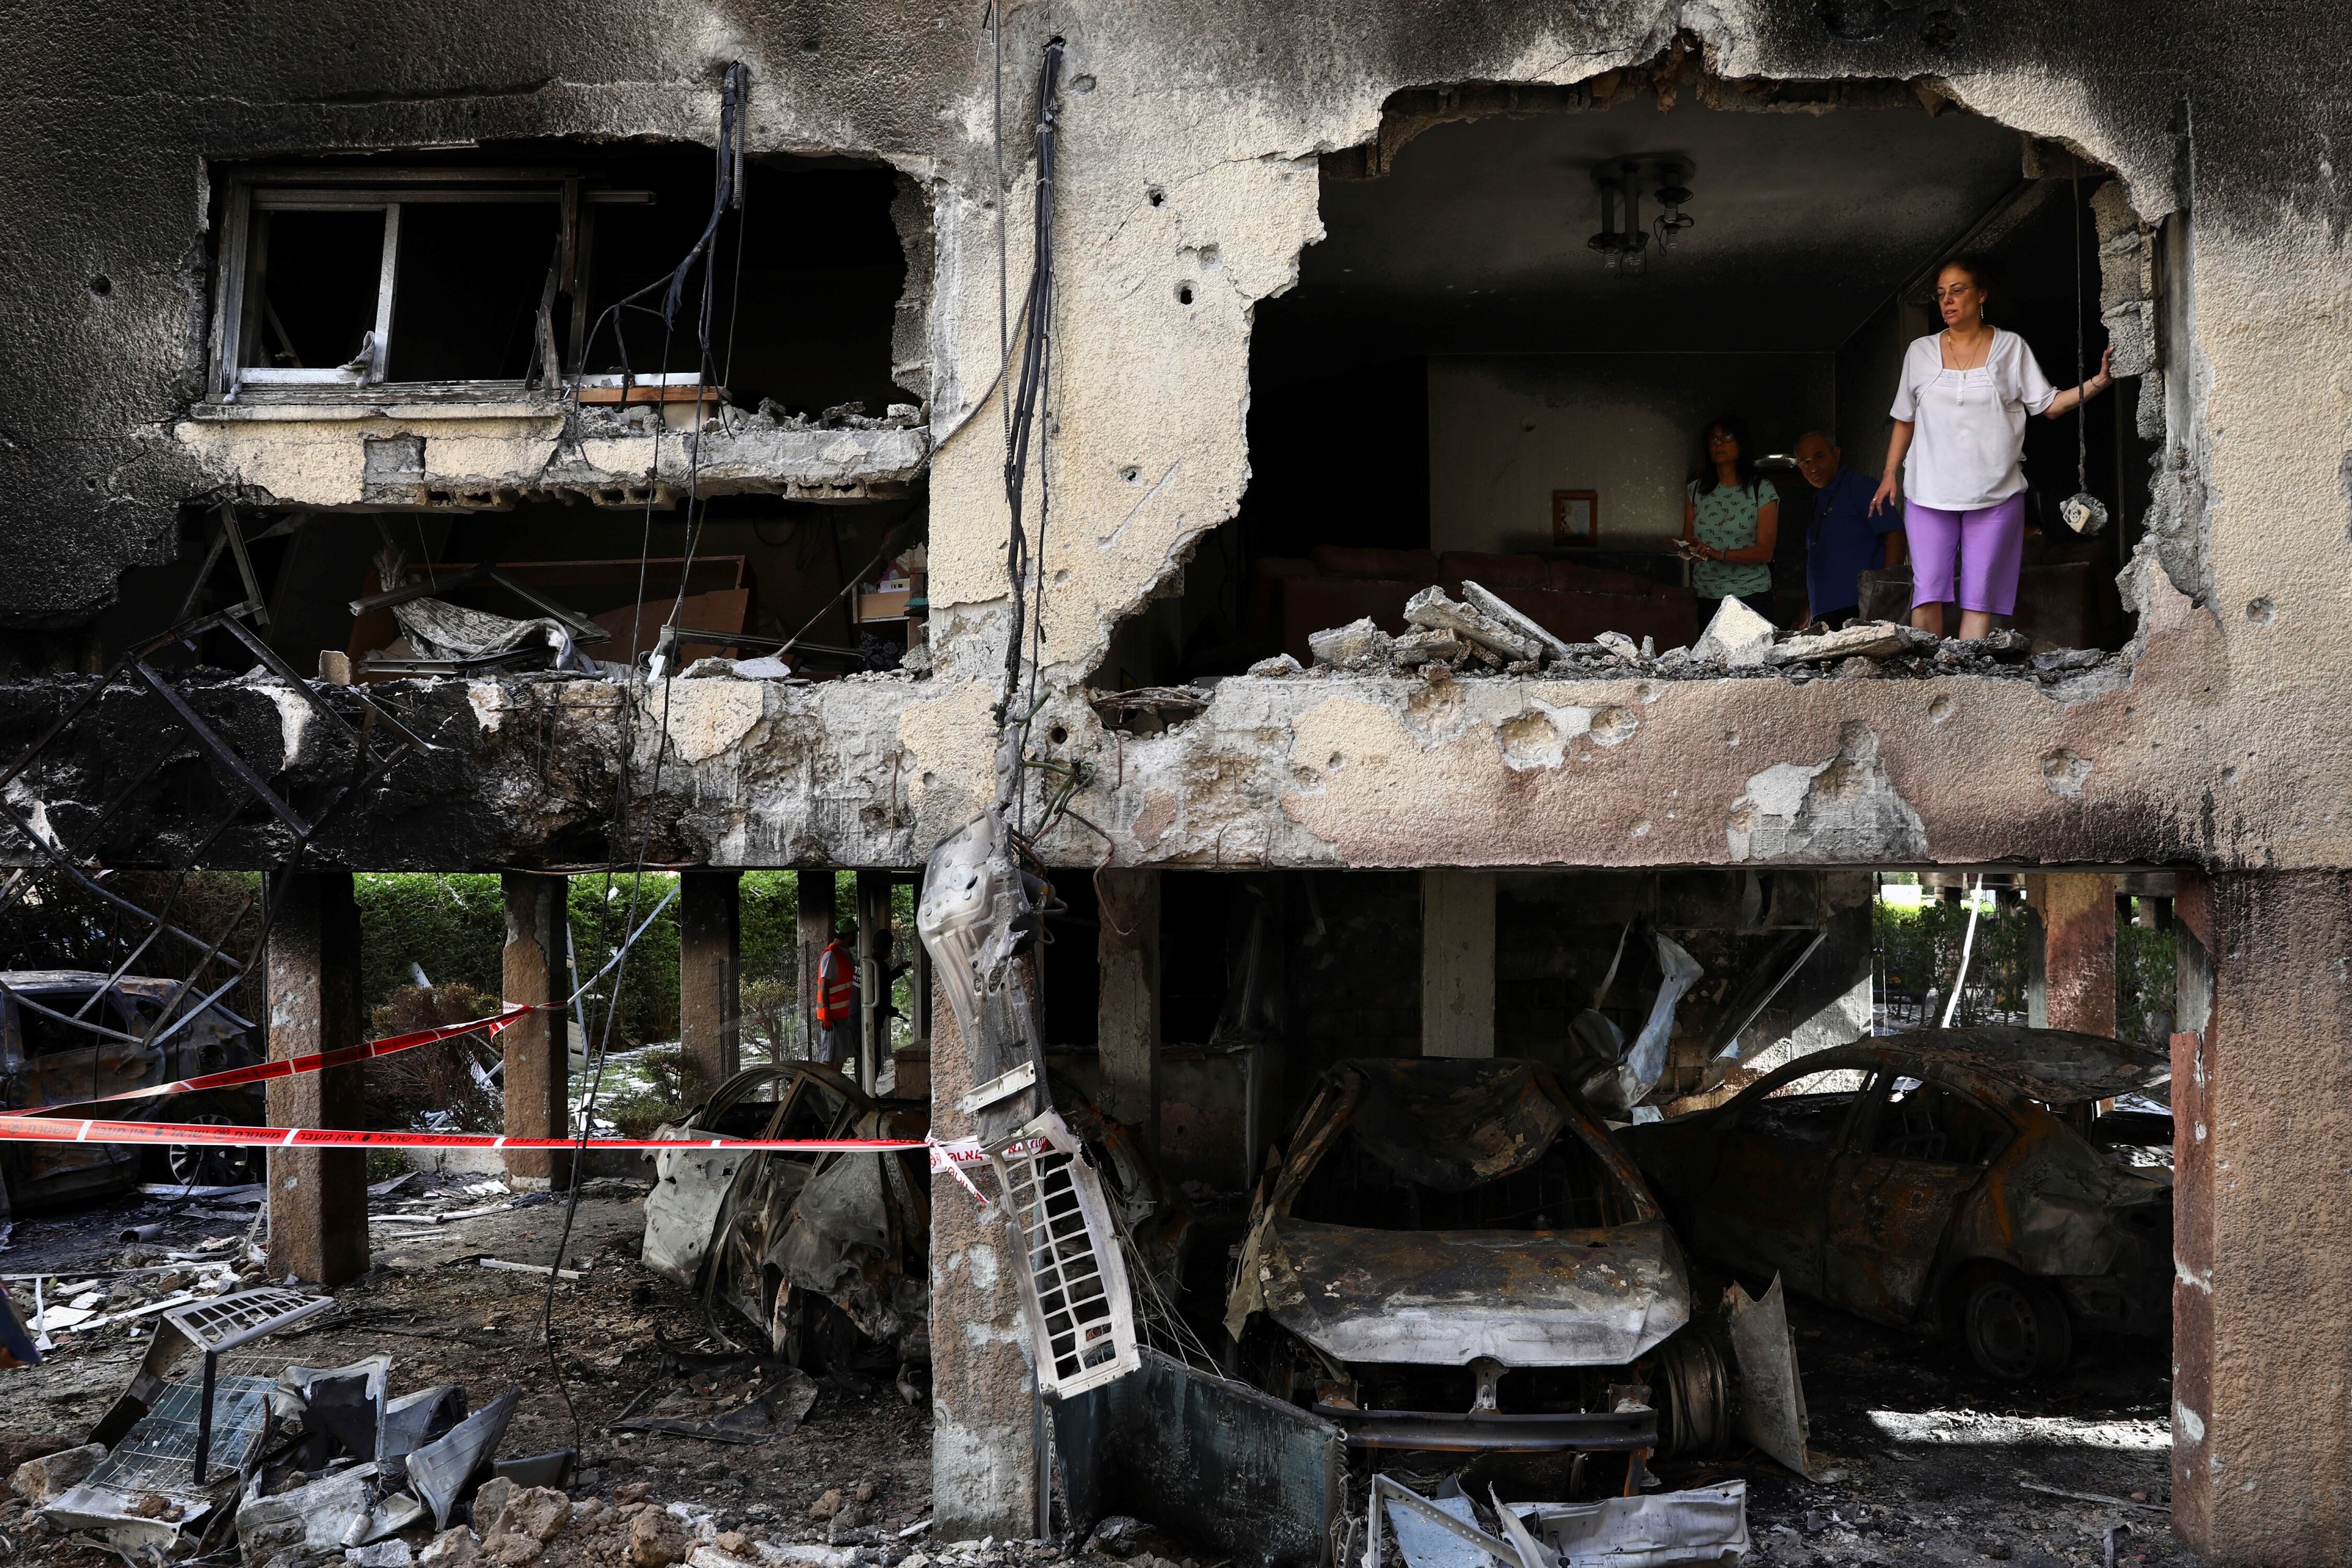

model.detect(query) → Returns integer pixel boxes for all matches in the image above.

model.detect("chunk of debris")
[1767,619,1924,663]
[1391,628,1466,668]
[1692,596,1777,669]
[629,1507,696,1567]
[1507,1484,1753,1565]
[1307,618,1394,672]
[1244,653,1302,677]
[10,1443,103,1506]
[1403,586,1541,664]
[1459,581,1573,662]
[1593,630,1642,665]
[810,1489,846,1521]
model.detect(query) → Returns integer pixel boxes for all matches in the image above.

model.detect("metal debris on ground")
[612,1361,820,1443]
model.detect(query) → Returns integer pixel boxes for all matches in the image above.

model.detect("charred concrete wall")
[4,0,2344,877]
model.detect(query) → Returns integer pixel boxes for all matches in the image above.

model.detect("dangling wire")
[2059,156,2111,538]
[994,38,1067,822]
[2072,159,2088,493]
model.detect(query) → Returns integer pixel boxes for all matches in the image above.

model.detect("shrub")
[362,983,504,1133]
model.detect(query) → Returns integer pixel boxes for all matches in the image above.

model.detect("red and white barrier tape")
[0,1113,1022,1204]
[2,1005,538,1113]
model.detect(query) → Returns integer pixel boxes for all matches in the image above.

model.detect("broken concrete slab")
[1692,597,1777,669]
[1307,618,1394,672]
[1391,629,1466,669]
[1458,582,1572,663]
[9,1443,102,1505]
[1403,586,1540,664]
[1766,621,1923,664]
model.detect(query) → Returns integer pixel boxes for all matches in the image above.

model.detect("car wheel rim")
[1972,1284,2042,1379]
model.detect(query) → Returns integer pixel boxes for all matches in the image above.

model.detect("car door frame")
[1821,1067,2016,1326]
[1687,1054,1878,1299]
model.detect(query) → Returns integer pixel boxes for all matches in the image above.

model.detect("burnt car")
[1225,1057,1733,1460]
[643,1064,1189,1385]
[1,970,264,1221]
[1617,1027,2172,1381]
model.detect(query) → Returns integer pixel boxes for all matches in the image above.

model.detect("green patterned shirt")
[1687,477,1778,599]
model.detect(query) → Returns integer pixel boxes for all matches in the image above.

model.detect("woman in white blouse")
[1870,254,2114,640]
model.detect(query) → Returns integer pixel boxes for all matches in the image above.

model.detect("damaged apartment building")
[1,2,2347,1565]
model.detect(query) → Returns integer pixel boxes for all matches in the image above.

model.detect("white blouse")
[1889,328,2057,511]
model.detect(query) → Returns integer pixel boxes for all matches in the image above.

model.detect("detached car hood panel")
[1255,1216,1688,1367]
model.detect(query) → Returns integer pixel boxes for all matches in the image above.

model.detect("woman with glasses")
[1872,253,2114,641]
[1679,413,1780,628]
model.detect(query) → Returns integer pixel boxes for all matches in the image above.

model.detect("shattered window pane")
[253,209,385,371]
[384,202,560,383]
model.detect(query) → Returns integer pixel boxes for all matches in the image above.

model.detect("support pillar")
[2169,872,2352,1562]
[798,869,837,1059]
[681,870,742,1089]
[2036,872,2117,1035]
[1096,869,1161,1144]
[501,873,570,1191]
[1421,870,1494,1057]
[266,871,367,1285]
[856,871,895,1093]
[926,964,1039,1540]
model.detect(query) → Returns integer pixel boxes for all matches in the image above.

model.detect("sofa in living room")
[1249,546,1699,668]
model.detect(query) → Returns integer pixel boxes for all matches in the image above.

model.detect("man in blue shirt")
[1795,431,1906,628]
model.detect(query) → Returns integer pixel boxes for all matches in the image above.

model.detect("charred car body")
[1225,1058,1735,1460]
[643,1063,1189,1386]
[0,970,263,1219]
[1619,1027,2172,1380]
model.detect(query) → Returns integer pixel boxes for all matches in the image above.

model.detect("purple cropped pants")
[1905,494,2026,616]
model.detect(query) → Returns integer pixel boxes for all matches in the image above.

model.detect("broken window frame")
[206,166,655,400]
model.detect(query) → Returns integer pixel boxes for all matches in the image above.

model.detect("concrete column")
[681,870,742,1089]
[1096,869,1161,1142]
[1421,870,1495,1057]
[2037,872,2117,1035]
[501,873,570,1191]
[2169,872,2352,1562]
[926,964,1039,1540]
[857,871,895,1093]
[265,871,367,1285]
[798,870,837,1059]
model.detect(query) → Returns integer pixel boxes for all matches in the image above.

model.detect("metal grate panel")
[988,1111,1139,1397]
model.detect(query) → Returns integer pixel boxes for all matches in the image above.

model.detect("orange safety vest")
[815,941,856,1027]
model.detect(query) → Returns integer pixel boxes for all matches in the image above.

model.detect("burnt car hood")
[1250,1215,1689,1368]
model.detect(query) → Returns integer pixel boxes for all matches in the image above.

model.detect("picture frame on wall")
[1551,490,1599,547]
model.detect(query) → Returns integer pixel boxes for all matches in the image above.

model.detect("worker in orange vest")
[814,919,859,1069]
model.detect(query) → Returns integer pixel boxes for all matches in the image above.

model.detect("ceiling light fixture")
[1587,157,1696,276]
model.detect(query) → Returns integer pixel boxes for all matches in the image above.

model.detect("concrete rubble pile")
[1265,584,2129,689]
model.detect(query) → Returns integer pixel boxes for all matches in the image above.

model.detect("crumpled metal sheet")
[1505,1482,1751,1566]
[1581,936,1702,1120]
[641,1134,755,1287]
[1726,1275,1814,1480]
[1251,1215,1688,1367]
[1052,1346,1341,1568]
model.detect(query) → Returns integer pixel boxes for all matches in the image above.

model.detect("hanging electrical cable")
[994,37,1066,778]
[2060,157,2111,537]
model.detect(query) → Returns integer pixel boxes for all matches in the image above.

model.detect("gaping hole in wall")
[120,493,931,682]
[1103,72,2166,690]
[1031,864,2175,1525]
